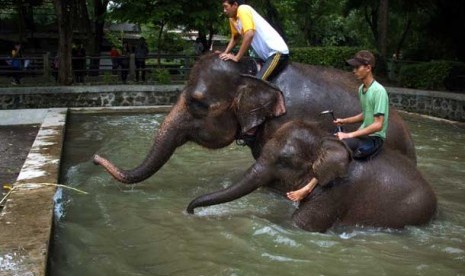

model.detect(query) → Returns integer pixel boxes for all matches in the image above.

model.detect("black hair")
[223,0,245,5]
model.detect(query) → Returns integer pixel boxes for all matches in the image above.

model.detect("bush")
[152,68,171,84]
[290,47,365,69]
[399,61,465,91]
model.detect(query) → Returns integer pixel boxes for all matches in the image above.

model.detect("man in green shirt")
[334,50,389,160]
[287,50,389,202]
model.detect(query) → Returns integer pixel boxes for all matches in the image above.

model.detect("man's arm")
[224,34,239,54]
[219,35,240,58]
[336,115,384,139]
[219,30,254,62]
[232,29,254,61]
[334,113,364,125]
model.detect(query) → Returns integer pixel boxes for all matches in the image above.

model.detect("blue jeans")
[342,136,384,160]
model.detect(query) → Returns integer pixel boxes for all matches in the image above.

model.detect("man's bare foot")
[286,178,318,202]
[286,189,309,202]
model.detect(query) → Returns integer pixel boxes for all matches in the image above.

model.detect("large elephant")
[94,53,416,184]
[187,121,437,232]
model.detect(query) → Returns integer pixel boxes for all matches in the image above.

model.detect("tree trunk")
[395,16,412,59]
[88,0,109,76]
[53,0,75,85]
[262,0,287,40]
[157,22,165,67]
[378,0,389,58]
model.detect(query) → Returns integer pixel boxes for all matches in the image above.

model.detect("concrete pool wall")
[0,85,463,122]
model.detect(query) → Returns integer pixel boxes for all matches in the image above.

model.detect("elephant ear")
[234,75,286,134]
[313,137,352,186]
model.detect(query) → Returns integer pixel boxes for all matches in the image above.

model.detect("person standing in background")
[72,43,86,84]
[110,46,121,75]
[134,37,148,82]
[10,42,23,85]
[120,42,131,84]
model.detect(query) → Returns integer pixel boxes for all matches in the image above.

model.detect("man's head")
[222,0,244,18]
[346,50,375,80]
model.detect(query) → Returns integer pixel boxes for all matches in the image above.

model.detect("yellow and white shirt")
[229,5,289,60]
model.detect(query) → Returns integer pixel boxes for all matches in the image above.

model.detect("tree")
[177,0,223,52]
[378,0,388,58]
[249,0,287,40]
[53,0,76,85]
[427,0,465,61]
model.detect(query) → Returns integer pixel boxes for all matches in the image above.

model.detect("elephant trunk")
[93,98,190,184]
[187,163,269,214]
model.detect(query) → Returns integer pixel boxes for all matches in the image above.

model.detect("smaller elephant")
[187,121,437,232]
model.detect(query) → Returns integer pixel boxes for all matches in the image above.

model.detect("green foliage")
[291,47,364,69]
[104,31,124,49]
[398,61,465,91]
[152,69,171,84]
[102,71,116,84]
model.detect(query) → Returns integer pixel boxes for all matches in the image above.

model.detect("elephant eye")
[187,98,209,117]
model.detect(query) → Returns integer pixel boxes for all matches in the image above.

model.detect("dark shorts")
[256,53,289,81]
[342,136,384,160]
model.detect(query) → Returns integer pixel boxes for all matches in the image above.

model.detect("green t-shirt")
[358,80,389,139]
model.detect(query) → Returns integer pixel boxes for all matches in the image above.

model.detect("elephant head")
[94,53,286,184]
[186,123,352,214]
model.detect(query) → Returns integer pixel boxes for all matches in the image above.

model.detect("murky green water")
[49,113,465,275]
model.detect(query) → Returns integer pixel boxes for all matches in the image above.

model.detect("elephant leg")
[291,188,341,232]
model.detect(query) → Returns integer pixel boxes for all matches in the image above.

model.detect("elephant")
[94,53,416,185]
[186,120,437,232]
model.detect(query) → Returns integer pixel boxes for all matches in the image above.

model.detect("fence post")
[184,55,190,79]
[43,52,50,78]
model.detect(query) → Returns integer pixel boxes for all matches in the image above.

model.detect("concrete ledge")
[1,84,464,122]
[0,84,184,95]
[0,85,183,109]
[0,184,56,275]
[388,87,465,122]
[0,109,67,275]
[0,109,50,126]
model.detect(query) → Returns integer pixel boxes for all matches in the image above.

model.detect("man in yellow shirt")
[220,0,289,80]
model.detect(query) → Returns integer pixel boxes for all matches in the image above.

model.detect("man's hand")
[336,132,352,140]
[333,118,345,125]
[219,52,239,62]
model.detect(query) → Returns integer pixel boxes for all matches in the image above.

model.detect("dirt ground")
[0,125,39,201]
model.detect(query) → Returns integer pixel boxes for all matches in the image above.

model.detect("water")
[49,113,465,275]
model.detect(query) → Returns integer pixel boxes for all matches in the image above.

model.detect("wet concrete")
[0,125,39,189]
[0,109,67,275]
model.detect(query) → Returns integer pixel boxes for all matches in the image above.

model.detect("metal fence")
[0,53,197,85]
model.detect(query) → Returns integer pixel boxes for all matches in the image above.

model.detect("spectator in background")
[52,53,59,82]
[194,37,207,55]
[134,37,148,82]
[120,42,131,84]
[72,43,86,84]
[110,46,121,75]
[10,42,23,85]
